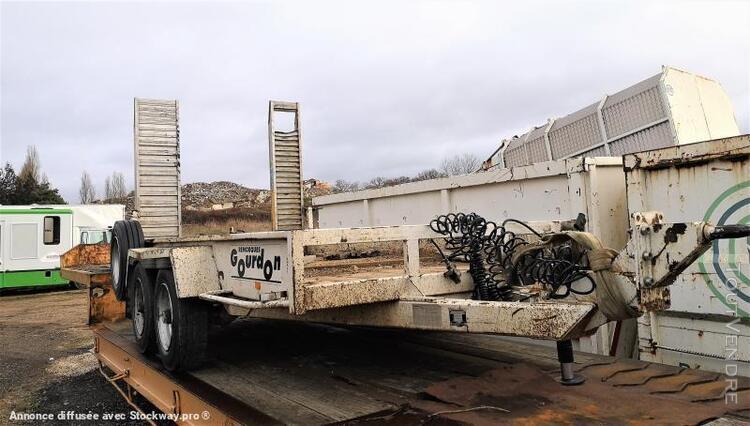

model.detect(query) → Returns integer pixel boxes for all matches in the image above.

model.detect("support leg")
[556,340,585,386]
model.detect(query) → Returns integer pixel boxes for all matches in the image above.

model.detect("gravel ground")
[0,289,163,425]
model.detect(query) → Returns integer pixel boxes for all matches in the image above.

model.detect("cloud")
[1,1,748,202]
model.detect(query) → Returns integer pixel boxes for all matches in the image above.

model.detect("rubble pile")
[105,179,332,218]
[182,181,270,210]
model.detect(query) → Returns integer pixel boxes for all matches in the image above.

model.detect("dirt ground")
[0,289,160,425]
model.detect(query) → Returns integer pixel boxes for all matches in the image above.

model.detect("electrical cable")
[429,212,596,301]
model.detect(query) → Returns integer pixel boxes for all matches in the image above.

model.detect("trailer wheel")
[110,220,145,301]
[154,269,208,371]
[131,264,155,354]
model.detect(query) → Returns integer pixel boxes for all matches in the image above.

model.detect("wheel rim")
[156,281,173,353]
[133,277,145,338]
[111,236,121,288]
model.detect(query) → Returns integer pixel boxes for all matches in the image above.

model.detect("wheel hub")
[133,278,145,337]
[156,282,174,353]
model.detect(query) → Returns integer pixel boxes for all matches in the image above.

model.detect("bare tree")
[18,145,41,183]
[79,171,96,203]
[104,171,127,200]
[439,153,480,176]
[111,172,127,199]
[104,175,112,200]
[332,179,360,193]
[413,168,446,181]
[364,176,387,189]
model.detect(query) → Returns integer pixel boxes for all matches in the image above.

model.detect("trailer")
[57,98,750,423]
[0,204,123,291]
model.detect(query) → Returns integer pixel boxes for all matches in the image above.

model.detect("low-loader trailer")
[61,99,750,424]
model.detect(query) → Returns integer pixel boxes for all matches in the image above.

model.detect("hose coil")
[429,213,595,301]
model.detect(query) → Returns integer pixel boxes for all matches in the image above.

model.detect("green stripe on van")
[0,270,68,289]
[0,209,73,215]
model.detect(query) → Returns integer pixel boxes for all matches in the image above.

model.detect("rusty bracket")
[98,361,157,426]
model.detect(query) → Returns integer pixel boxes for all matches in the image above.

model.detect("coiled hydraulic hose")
[429,213,596,301]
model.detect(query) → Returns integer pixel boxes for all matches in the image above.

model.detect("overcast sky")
[1,1,749,203]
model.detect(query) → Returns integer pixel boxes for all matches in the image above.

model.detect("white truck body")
[624,136,749,373]
[313,136,750,373]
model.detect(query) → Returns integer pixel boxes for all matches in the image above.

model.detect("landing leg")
[556,340,585,385]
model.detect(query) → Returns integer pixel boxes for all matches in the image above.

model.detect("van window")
[43,216,60,245]
[11,223,37,259]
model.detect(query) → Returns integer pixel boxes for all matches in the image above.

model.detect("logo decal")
[230,246,282,282]
[699,181,750,318]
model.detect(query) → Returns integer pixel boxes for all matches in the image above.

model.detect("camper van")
[0,205,124,291]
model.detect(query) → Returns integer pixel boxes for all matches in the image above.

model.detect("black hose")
[429,212,596,301]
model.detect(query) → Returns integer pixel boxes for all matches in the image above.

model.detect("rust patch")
[60,243,110,268]
[576,359,650,381]
[641,287,671,311]
[405,363,746,425]
[643,369,720,394]
[606,363,684,386]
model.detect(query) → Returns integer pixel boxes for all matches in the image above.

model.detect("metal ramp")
[133,98,181,239]
[268,101,304,231]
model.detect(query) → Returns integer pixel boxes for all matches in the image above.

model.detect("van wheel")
[131,264,155,354]
[110,220,145,301]
[154,269,207,371]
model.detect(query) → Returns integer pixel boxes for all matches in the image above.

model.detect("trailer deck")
[93,316,750,425]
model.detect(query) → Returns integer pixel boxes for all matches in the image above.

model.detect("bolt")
[642,251,652,260]
[640,226,650,235]
[643,277,654,288]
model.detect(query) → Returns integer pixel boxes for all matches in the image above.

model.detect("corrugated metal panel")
[602,78,666,138]
[578,145,609,157]
[133,98,181,239]
[609,122,672,156]
[504,146,527,167]
[548,104,602,159]
[505,136,524,151]
[268,101,304,231]
[526,136,548,163]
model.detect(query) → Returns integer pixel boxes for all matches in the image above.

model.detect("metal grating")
[503,146,527,168]
[603,85,666,138]
[133,98,181,239]
[549,111,602,159]
[579,145,608,157]
[609,122,672,156]
[526,136,548,163]
[492,69,724,169]
[268,101,304,231]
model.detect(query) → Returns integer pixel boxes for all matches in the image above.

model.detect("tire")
[110,221,129,301]
[110,220,145,301]
[131,264,156,354]
[153,269,208,371]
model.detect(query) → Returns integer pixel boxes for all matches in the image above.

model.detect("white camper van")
[0,205,124,291]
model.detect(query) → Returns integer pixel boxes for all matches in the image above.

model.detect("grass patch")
[182,206,272,236]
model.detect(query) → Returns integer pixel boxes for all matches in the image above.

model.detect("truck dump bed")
[63,246,750,425]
